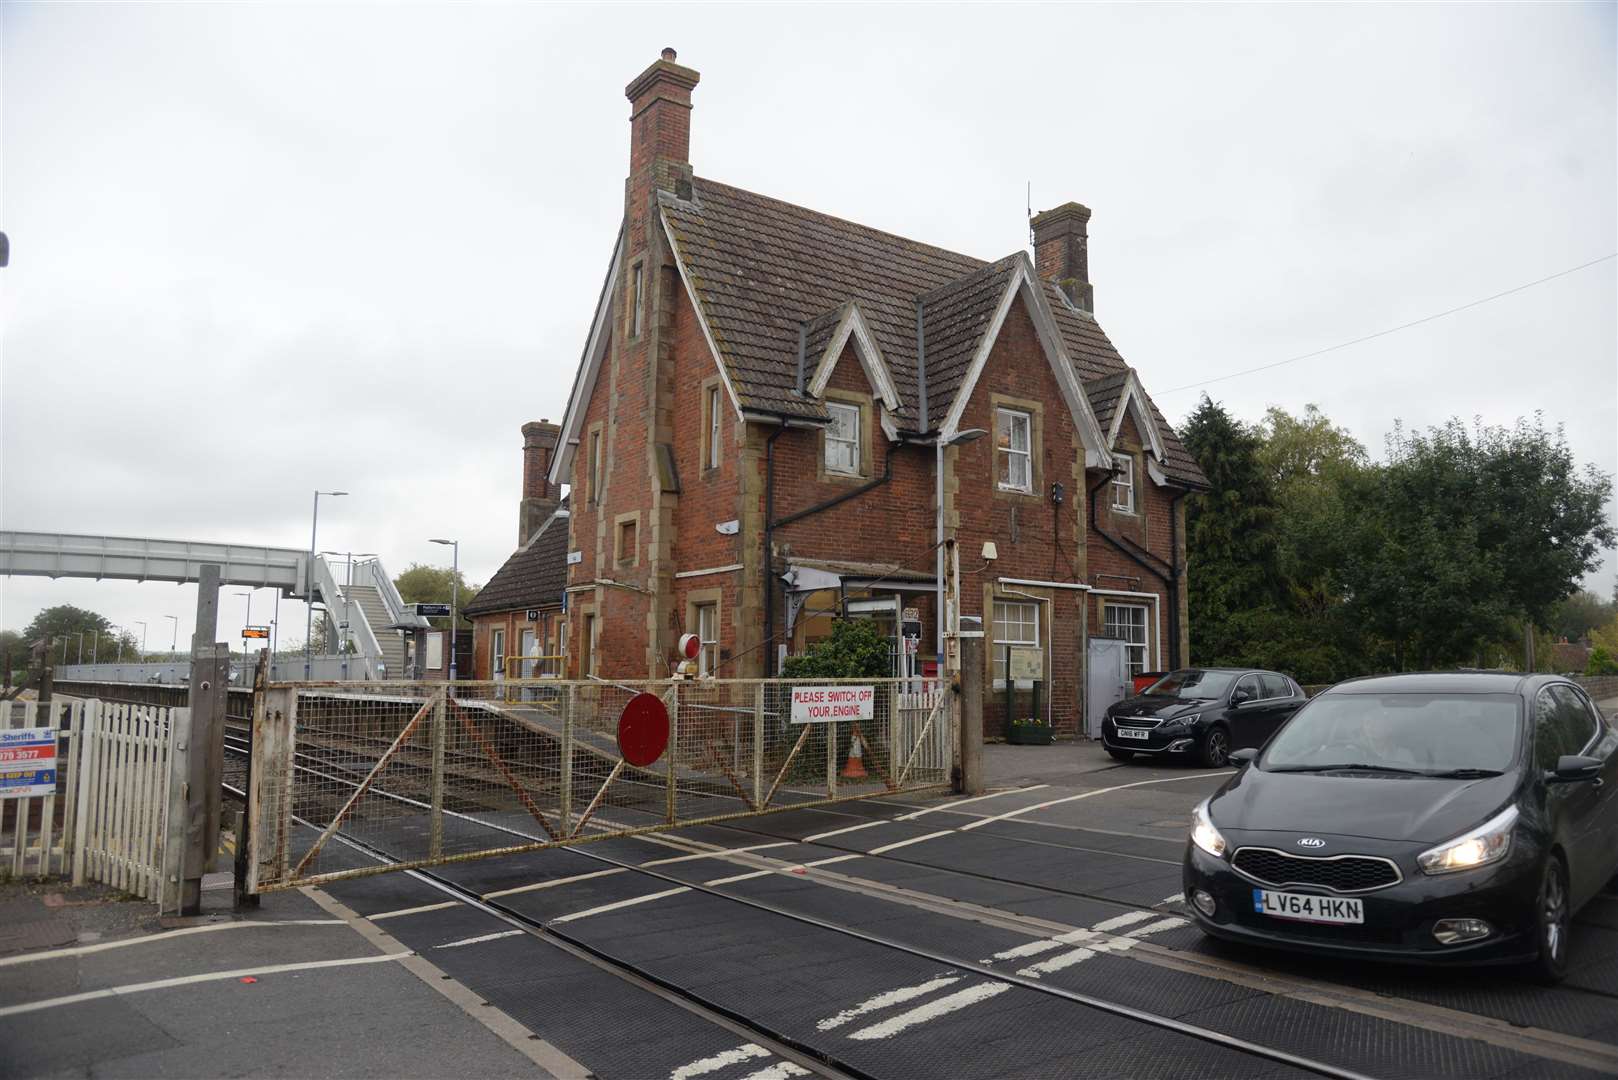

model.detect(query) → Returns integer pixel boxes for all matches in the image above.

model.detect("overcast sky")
[3,2,1614,652]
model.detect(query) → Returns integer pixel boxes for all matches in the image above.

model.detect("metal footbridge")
[0,530,428,679]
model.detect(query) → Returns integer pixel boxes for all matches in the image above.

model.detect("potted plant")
[1007,716,1054,746]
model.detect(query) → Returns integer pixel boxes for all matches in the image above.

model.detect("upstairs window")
[589,431,603,506]
[630,263,644,338]
[996,408,1032,492]
[706,385,722,469]
[825,402,860,475]
[1111,453,1135,513]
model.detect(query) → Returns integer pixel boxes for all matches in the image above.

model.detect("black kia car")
[1102,668,1306,767]
[1183,673,1618,982]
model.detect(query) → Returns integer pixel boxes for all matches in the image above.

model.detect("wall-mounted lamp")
[981,541,998,561]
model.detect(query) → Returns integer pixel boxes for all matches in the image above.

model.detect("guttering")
[1088,472,1178,665]
[741,410,825,429]
[916,299,929,432]
[1167,490,1187,669]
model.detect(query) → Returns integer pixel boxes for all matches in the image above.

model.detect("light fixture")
[981,541,998,561]
[948,428,988,446]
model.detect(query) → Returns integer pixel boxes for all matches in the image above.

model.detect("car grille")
[1118,717,1163,729]
[1231,847,1401,894]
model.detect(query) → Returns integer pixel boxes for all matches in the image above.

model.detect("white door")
[1086,638,1130,738]
[520,629,537,679]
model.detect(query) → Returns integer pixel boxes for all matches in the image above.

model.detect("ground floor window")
[491,628,506,679]
[582,615,596,676]
[695,602,718,676]
[992,599,1039,686]
[1103,603,1149,676]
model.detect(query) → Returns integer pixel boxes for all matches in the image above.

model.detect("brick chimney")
[519,420,561,545]
[1031,202,1094,312]
[625,47,700,201]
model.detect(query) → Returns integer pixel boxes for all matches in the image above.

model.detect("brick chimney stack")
[1031,202,1094,312]
[519,420,561,545]
[625,47,700,200]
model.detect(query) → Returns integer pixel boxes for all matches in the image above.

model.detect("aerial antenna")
[1026,181,1033,248]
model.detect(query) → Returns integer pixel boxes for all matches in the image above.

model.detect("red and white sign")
[0,727,57,799]
[790,686,875,724]
[677,633,701,661]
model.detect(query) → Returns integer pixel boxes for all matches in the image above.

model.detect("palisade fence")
[2,699,178,901]
[248,676,953,892]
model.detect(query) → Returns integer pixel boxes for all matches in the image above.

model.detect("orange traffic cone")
[841,729,869,780]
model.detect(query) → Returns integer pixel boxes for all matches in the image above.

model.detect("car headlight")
[1190,799,1227,858]
[1417,805,1518,875]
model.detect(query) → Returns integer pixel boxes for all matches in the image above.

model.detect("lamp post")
[77,631,86,665]
[237,590,254,658]
[429,538,459,682]
[306,489,349,678]
[164,615,178,661]
[135,620,148,661]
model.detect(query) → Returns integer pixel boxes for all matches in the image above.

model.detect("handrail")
[355,557,428,629]
[310,555,386,679]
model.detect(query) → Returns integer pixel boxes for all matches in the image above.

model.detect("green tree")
[1586,647,1618,676]
[1549,590,1615,643]
[782,619,893,678]
[22,604,110,642]
[394,563,481,628]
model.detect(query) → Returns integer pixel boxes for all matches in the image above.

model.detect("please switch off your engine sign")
[790,686,876,723]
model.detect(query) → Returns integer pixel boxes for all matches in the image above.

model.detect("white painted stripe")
[895,785,1048,821]
[816,975,962,1031]
[0,952,411,1017]
[1160,892,1185,905]
[433,930,524,950]
[0,920,345,967]
[1018,945,1099,977]
[960,771,1234,831]
[801,819,889,843]
[645,842,794,866]
[1125,916,1187,938]
[867,829,954,855]
[985,928,1096,963]
[805,854,863,868]
[738,1064,810,1080]
[1090,910,1156,933]
[670,1043,770,1079]
[846,981,1012,1040]
[705,853,863,887]
[369,901,458,921]
[482,867,627,899]
[705,869,774,886]
[551,887,690,924]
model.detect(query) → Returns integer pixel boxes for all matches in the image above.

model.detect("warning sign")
[0,727,57,799]
[790,686,875,724]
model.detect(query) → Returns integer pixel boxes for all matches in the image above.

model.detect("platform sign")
[414,603,451,618]
[0,727,57,799]
[790,685,875,724]
[242,626,270,640]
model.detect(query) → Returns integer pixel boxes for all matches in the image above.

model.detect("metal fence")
[246,677,952,892]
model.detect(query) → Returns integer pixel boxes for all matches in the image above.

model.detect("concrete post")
[168,564,227,915]
[957,632,984,796]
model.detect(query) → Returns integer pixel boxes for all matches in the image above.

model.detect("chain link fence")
[246,676,951,892]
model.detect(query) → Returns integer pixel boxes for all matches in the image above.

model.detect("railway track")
[222,732,1383,1080]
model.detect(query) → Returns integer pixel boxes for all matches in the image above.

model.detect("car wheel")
[1107,747,1133,763]
[1528,855,1572,985]
[1199,726,1231,768]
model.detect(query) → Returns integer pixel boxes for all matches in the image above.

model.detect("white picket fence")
[1,698,178,902]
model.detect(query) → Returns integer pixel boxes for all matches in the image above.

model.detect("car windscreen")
[1260,693,1522,774]
[1143,670,1238,700]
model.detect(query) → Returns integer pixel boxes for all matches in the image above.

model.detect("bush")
[781,619,892,679]
[1587,647,1618,676]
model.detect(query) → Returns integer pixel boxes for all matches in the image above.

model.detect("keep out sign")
[790,686,875,724]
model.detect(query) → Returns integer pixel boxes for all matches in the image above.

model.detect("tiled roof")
[662,178,1208,488]
[463,499,570,617]
[1082,371,1131,433]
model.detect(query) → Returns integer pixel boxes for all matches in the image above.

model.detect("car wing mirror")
[1548,755,1604,784]
[1228,748,1257,767]
[1230,690,1250,706]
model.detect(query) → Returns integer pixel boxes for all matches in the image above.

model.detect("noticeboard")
[790,685,875,724]
[0,727,57,799]
[1009,647,1044,681]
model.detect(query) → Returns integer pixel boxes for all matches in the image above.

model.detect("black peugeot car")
[1102,668,1306,767]
[1183,673,1618,982]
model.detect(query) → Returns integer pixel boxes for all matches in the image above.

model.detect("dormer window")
[1111,452,1135,513]
[996,408,1032,492]
[825,402,860,475]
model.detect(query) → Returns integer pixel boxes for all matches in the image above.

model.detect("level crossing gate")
[246,677,952,892]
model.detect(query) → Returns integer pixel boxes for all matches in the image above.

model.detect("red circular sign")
[618,693,671,768]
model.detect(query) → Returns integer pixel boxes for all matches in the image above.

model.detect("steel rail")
[230,742,1371,1080]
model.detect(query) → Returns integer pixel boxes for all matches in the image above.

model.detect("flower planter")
[1006,722,1054,746]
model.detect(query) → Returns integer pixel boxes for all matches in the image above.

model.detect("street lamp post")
[429,538,459,682]
[135,621,148,662]
[306,489,349,678]
[237,590,254,667]
[77,631,86,665]
[164,615,179,661]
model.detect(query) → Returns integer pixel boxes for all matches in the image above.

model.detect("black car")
[1102,668,1306,767]
[1183,673,1618,982]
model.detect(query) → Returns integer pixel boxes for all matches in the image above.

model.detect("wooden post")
[958,633,984,796]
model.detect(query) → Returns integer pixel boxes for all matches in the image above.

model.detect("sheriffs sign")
[0,727,57,799]
[790,686,875,724]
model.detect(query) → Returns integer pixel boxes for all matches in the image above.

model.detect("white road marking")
[433,930,524,949]
[0,920,346,967]
[1090,910,1156,933]
[551,886,691,924]
[867,829,954,855]
[1018,945,1106,977]
[1125,916,1188,938]
[0,952,412,1017]
[1014,916,1187,978]
[738,1064,810,1079]
[482,867,627,899]
[895,785,1048,821]
[1160,892,1185,905]
[802,819,889,843]
[705,853,864,886]
[645,842,795,866]
[369,901,459,921]
[959,771,1235,831]
[846,981,1012,1040]
[984,928,1096,964]
[670,1042,770,1078]
[816,975,961,1031]
[805,854,863,868]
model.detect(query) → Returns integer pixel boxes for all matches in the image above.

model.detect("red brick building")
[547,50,1208,736]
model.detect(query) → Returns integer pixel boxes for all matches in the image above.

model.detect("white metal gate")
[71,702,180,901]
